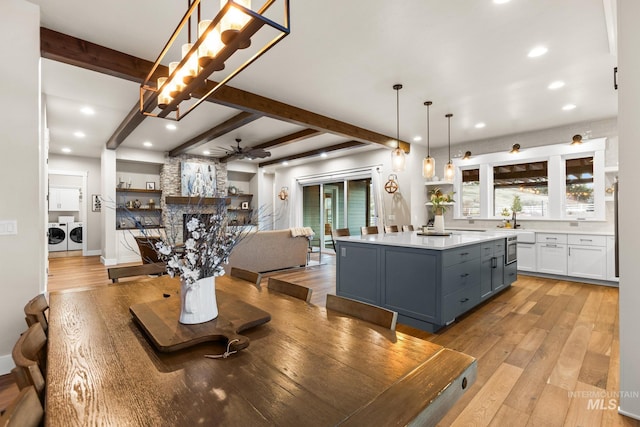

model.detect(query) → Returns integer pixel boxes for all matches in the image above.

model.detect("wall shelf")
[165,196,230,205]
[424,181,453,186]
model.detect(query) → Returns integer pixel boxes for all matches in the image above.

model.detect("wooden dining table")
[46,275,477,426]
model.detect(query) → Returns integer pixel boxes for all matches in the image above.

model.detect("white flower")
[186,217,200,232]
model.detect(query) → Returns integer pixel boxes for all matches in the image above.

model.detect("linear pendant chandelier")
[140,0,290,121]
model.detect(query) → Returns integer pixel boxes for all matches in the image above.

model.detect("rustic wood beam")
[40,28,410,153]
[257,141,366,167]
[218,128,322,163]
[168,112,262,157]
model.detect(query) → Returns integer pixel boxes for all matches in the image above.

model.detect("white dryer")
[67,222,83,250]
[48,223,68,252]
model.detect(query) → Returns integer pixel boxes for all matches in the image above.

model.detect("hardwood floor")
[3,255,637,426]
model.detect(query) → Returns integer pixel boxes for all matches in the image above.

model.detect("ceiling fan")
[223,138,271,161]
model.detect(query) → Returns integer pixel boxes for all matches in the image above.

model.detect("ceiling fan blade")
[245,148,271,159]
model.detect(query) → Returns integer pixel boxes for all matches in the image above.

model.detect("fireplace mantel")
[165,196,231,205]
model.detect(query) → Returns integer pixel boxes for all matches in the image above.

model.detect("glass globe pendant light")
[444,113,455,182]
[422,101,435,178]
[390,84,406,172]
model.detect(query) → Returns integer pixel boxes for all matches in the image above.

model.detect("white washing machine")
[67,222,83,250]
[48,223,68,252]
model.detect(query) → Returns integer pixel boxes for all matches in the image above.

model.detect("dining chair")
[11,323,47,401]
[24,294,48,335]
[267,277,313,302]
[230,267,262,286]
[402,225,415,232]
[333,228,351,238]
[324,223,335,250]
[384,225,399,233]
[360,226,379,235]
[134,236,163,264]
[0,385,43,427]
[325,294,398,331]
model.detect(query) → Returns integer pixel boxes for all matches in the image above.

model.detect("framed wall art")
[92,194,102,212]
[181,162,216,197]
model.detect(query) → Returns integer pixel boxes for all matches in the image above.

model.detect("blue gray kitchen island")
[335,231,518,332]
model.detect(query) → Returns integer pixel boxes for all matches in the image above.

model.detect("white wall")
[617,0,640,419]
[49,154,102,253]
[0,0,42,374]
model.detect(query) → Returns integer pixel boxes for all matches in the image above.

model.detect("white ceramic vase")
[433,214,445,233]
[179,276,218,324]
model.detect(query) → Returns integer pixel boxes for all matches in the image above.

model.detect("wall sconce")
[510,143,520,154]
[462,151,472,160]
[278,186,288,201]
[571,134,583,145]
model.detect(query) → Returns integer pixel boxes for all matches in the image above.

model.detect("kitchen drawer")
[442,261,480,295]
[493,239,506,256]
[481,243,494,260]
[567,234,606,247]
[536,233,568,244]
[443,244,480,267]
[442,285,480,325]
[504,261,517,285]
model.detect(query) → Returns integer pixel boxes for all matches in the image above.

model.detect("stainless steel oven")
[506,235,517,264]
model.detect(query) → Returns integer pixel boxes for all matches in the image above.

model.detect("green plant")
[512,195,522,213]
[501,207,511,218]
[430,188,455,214]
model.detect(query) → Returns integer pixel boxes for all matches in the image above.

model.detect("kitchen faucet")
[512,211,519,228]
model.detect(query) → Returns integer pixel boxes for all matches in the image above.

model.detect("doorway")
[302,177,373,257]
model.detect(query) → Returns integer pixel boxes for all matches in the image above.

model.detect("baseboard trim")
[619,408,640,421]
[101,256,117,266]
[0,354,14,375]
[85,249,101,256]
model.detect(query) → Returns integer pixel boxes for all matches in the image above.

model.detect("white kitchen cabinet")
[49,187,80,211]
[606,235,619,282]
[536,233,567,275]
[568,245,607,280]
[517,243,536,272]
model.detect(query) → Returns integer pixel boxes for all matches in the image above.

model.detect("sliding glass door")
[303,178,372,254]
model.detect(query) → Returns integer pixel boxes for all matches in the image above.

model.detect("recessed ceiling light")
[413,136,422,142]
[80,106,95,115]
[493,0,511,4]
[73,131,85,138]
[166,124,177,130]
[320,152,328,158]
[282,161,289,166]
[62,147,72,153]
[143,141,153,147]
[528,46,548,58]
[474,122,486,129]
[203,150,211,155]
[562,104,577,111]
[548,80,565,90]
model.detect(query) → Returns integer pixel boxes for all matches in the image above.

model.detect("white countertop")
[335,230,508,250]
[447,227,614,237]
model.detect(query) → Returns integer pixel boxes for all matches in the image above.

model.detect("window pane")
[461,169,480,217]
[565,157,594,218]
[493,161,549,217]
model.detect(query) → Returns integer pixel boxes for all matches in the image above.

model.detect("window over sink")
[453,138,607,221]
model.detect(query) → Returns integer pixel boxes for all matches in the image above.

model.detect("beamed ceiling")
[40,28,404,166]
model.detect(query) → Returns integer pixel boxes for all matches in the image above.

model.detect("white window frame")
[452,138,606,221]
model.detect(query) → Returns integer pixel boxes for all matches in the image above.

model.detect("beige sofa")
[225,229,309,274]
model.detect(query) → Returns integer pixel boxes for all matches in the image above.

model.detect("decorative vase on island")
[179,276,218,324]
[433,207,445,233]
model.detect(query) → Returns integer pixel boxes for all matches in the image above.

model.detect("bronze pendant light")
[444,113,455,182]
[422,101,435,178]
[390,84,406,172]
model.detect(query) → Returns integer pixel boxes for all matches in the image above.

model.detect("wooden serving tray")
[417,231,453,236]
[130,289,271,353]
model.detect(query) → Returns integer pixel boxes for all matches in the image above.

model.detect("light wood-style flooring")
[4,254,638,426]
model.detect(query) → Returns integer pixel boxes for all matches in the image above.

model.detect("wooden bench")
[107,263,166,283]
